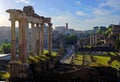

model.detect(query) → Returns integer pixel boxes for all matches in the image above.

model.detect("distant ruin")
[6,6,52,78]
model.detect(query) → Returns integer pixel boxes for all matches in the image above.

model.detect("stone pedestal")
[9,61,30,78]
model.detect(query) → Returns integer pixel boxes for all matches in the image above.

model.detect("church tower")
[66,23,68,29]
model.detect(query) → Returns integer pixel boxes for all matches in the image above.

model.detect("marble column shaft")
[19,21,22,60]
[20,18,28,63]
[39,26,41,55]
[11,19,16,61]
[95,34,97,45]
[36,24,40,55]
[48,23,52,55]
[31,23,35,56]
[40,23,44,55]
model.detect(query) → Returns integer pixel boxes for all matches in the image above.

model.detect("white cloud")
[98,0,120,13]
[49,8,61,15]
[0,14,10,27]
[15,0,30,4]
[93,8,110,16]
[74,1,81,5]
[52,12,74,26]
[76,11,87,16]
[51,12,89,30]
[84,15,120,27]
[91,0,120,16]
[99,0,120,8]
[51,10,120,30]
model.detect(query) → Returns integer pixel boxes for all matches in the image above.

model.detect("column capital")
[31,22,34,25]
[31,23,34,27]
[31,22,35,26]
[36,23,39,26]
[48,23,52,26]
[19,18,28,22]
[10,19,16,22]
[40,23,44,26]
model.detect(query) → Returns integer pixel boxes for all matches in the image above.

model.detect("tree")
[3,39,10,44]
[1,43,11,54]
[0,46,3,54]
[66,34,77,45]
[104,26,112,37]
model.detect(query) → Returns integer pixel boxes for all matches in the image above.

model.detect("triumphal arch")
[6,6,52,78]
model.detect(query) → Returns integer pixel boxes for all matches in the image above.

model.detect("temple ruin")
[6,6,52,78]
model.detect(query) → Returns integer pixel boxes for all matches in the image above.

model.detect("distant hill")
[0,26,11,45]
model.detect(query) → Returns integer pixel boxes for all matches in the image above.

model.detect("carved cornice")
[6,6,51,24]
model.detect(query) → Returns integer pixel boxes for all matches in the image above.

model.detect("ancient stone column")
[36,23,40,55]
[90,34,93,45]
[26,20,29,61]
[92,34,94,45]
[48,23,52,55]
[40,23,44,55]
[19,21,22,60]
[95,34,97,45]
[11,19,16,61]
[39,25,41,55]
[31,23,35,56]
[20,18,28,63]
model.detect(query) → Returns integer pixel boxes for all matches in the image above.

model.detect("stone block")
[9,62,29,78]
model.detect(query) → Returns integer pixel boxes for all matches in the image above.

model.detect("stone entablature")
[6,6,51,24]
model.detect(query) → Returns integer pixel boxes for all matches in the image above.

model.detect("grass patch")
[52,51,57,57]
[28,50,58,64]
[90,55,110,66]
[111,60,120,70]
[74,52,120,70]
[44,50,57,57]
[84,55,92,62]
[90,55,120,70]
[108,52,117,56]
[0,72,10,80]
[83,55,92,65]
[73,55,83,65]
[44,50,48,54]
[28,55,49,63]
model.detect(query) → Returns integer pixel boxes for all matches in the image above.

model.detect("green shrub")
[0,72,10,80]
[0,43,11,54]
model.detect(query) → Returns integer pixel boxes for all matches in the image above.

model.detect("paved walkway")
[60,46,75,64]
[0,54,11,60]
[0,54,18,60]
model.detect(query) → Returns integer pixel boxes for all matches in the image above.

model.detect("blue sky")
[0,0,120,30]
